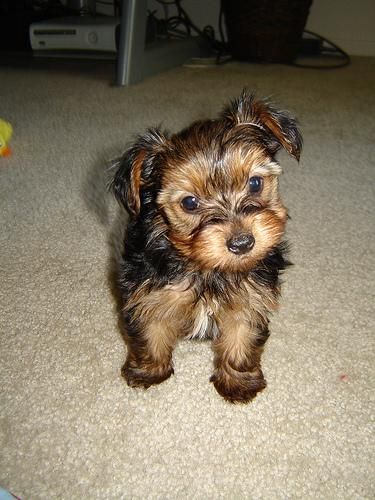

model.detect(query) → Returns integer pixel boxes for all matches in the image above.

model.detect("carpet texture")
[0,56,374,499]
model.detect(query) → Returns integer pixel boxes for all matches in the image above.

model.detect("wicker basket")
[223,0,313,63]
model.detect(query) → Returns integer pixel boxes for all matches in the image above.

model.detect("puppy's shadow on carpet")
[82,155,128,340]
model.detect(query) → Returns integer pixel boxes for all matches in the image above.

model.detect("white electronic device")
[30,16,120,53]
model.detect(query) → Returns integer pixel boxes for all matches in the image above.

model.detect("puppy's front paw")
[122,359,174,389]
[210,366,266,404]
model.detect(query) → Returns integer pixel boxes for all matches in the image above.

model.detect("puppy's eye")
[181,196,200,212]
[249,176,263,194]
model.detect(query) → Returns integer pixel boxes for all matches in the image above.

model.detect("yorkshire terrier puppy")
[111,91,302,403]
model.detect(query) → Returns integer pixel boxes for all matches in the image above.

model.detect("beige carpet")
[0,56,374,499]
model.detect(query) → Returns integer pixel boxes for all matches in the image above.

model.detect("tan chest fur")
[126,276,277,341]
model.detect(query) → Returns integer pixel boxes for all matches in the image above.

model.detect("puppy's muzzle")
[227,233,255,255]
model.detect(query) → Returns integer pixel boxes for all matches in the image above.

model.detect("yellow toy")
[0,118,13,157]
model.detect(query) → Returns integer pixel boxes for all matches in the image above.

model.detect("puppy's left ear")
[110,128,168,215]
[223,91,303,161]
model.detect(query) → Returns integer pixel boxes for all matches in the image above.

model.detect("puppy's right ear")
[110,128,168,215]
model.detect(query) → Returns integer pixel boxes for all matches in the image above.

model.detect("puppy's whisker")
[236,121,267,132]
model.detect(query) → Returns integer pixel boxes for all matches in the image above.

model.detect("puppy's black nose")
[227,233,255,255]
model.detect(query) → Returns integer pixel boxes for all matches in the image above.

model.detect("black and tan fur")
[111,91,302,403]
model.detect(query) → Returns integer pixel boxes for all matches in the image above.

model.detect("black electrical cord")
[156,0,229,61]
[218,1,226,46]
[294,30,351,69]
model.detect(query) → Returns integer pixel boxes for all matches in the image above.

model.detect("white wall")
[306,0,375,56]
[148,0,375,57]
